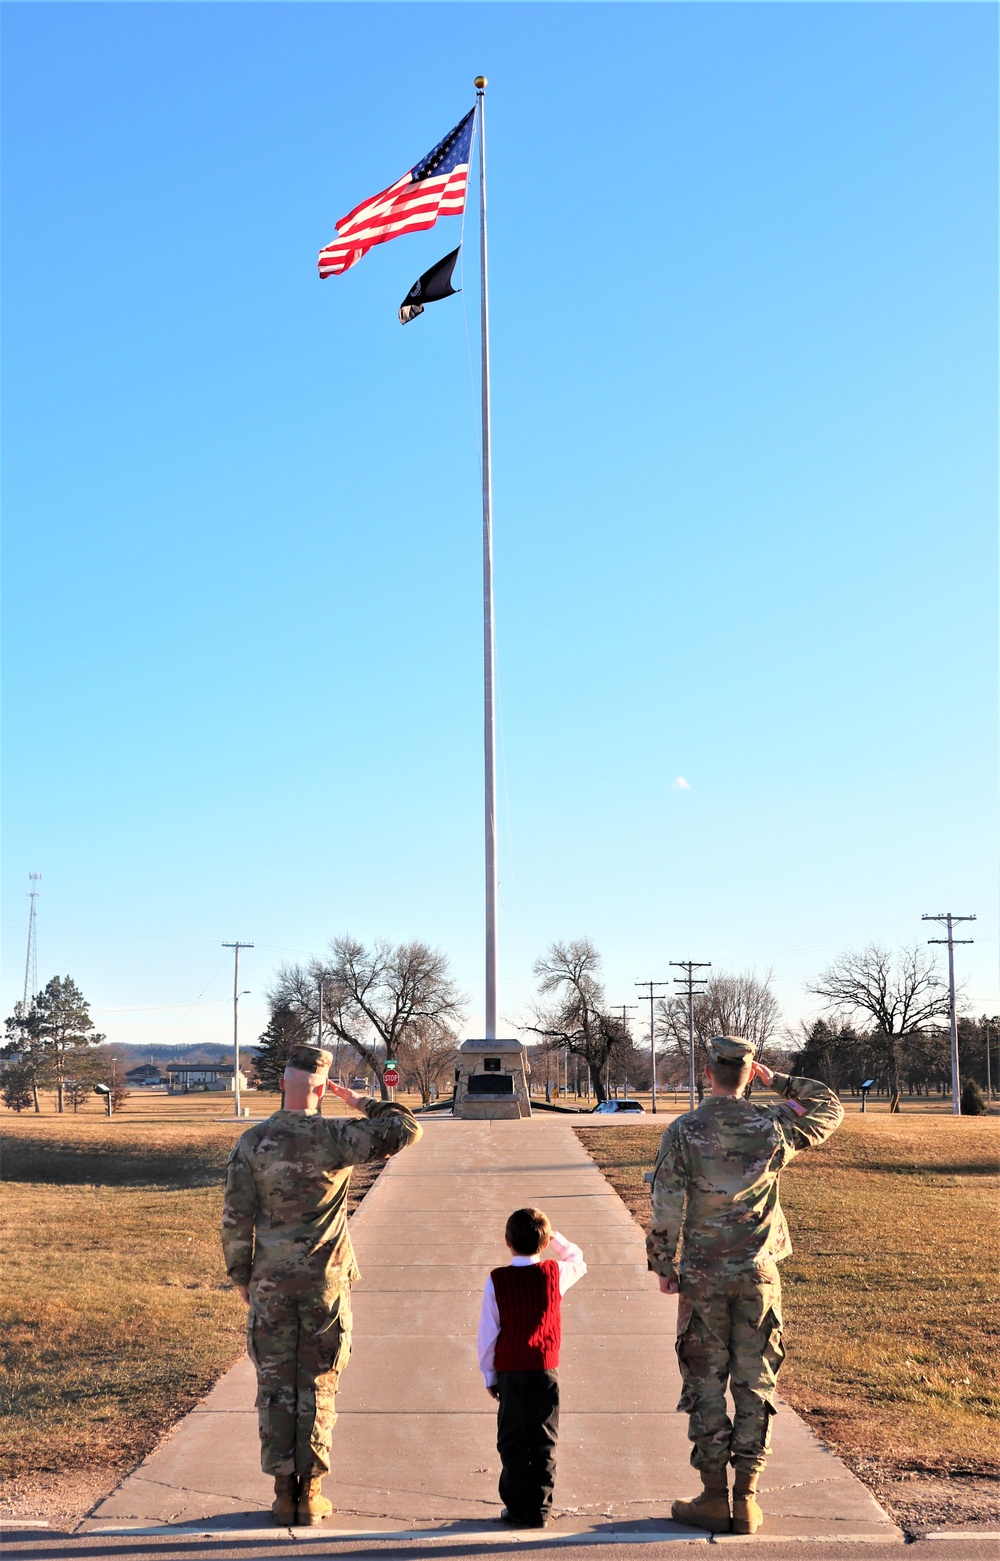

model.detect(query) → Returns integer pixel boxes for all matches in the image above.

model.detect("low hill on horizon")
[110,1042,258,1072]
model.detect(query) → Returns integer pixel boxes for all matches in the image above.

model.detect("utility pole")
[223,942,254,1118]
[608,1004,637,1099]
[317,972,326,1111]
[22,872,41,1010]
[635,980,669,1113]
[922,914,975,1116]
[670,961,711,1112]
[985,1017,992,1103]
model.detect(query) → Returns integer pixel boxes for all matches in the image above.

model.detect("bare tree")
[403,1016,459,1105]
[524,938,629,1103]
[109,1082,131,1115]
[808,944,950,1099]
[63,1076,92,1113]
[271,936,465,1101]
[658,970,781,1097]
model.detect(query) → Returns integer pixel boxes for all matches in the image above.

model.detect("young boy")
[477,1207,587,1529]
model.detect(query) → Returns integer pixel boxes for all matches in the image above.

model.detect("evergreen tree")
[255,1003,311,1091]
[1,1061,35,1113]
[792,1018,868,1091]
[2,1002,46,1112]
[30,977,105,1114]
[961,1078,987,1116]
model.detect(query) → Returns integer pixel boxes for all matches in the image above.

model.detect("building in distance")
[166,1062,249,1094]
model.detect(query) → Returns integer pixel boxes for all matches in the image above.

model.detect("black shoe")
[500,1510,548,1529]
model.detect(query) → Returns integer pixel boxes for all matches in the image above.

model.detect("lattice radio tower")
[23,872,41,1009]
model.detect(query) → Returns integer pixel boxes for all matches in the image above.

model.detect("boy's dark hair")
[710,1056,753,1091]
[505,1206,552,1256]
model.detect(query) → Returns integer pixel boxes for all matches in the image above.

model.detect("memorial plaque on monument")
[468,1073,513,1096]
[454,1038,531,1119]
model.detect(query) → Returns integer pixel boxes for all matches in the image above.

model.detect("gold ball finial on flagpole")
[474,76,487,89]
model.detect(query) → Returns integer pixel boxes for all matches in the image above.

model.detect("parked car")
[592,1099,645,1114]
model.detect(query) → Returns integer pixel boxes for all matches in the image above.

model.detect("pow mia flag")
[399,246,461,324]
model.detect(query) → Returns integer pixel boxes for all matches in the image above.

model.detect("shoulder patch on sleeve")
[784,1099,807,1116]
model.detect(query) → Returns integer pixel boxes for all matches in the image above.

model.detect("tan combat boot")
[271,1475,298,1525]
[671,1468,731,1533]
[296,1476,333,1526]
[732,1469,763,1534]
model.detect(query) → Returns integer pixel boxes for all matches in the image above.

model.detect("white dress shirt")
[477,1232,587,1387]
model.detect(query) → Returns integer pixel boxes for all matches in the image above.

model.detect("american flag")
[319,108,475,279]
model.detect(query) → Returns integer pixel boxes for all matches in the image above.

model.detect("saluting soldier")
[222,1045,422,1527]
[647,1035,843,1536]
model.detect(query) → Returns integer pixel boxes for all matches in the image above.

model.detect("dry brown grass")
[1,1181,245,1477]
[0,1098,387,1514]
[576,1112,1000,1530]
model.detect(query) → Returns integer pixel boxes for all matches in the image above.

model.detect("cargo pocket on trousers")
[761,1398,777,1456]
[246,1309,258,1366]
[316,1291,353,1382]
[762,1307,785,1385]
[326,1320,351,1380]
[675,1309,708,1413]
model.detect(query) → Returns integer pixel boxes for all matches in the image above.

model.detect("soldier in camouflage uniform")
[646,1035,843,1535]
[222,1045,422,1527]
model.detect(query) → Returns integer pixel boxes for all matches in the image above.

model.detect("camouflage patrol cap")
[706,1035,755,1066]
[285,1045,333,1074]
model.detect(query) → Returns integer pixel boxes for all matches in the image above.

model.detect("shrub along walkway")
[83,1116,896,1545]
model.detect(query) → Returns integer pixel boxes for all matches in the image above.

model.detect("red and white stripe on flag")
[318,107,475,279]
[318,163,470,278]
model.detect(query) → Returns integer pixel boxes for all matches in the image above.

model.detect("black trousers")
[496,1370,560,1520]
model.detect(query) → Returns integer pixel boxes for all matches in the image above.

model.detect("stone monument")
[454,1038,531,1120]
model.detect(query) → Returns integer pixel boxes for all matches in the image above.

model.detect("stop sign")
[383,1069,399,1088]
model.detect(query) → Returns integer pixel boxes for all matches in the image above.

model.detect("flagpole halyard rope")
[459,118,483,483]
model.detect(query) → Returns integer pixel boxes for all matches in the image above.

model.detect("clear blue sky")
[3,2,996,1053]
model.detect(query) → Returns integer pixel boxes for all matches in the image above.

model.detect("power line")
[635,980,669,1114]
[670,961,711,1112]
[922,913,975,1115]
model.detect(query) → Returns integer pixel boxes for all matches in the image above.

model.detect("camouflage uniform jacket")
[222,1102,422,1292]
[646,1073,843,1282]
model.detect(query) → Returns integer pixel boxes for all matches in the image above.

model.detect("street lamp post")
[223,942,254,1118]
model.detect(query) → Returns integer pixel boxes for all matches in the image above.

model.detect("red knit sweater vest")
[491,1260,562,1372]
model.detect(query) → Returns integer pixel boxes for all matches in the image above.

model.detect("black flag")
[399,247,461,324]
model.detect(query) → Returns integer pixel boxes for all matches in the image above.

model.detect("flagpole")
[475,75,497,1042]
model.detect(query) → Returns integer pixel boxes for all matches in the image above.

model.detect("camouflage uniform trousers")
[247,1280,353,1477]
[675,1263,785,1475]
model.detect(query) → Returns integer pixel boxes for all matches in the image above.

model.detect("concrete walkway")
[84,1116,897,1546]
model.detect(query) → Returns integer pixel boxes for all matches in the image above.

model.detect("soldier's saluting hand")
[221,1047,422,1527]
[646,1036,843,1538]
